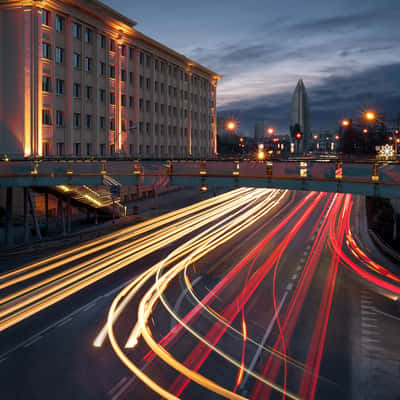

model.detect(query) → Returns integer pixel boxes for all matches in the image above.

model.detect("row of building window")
[52,142,205,157]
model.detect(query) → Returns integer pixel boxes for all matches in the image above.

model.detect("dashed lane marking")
[23,335,43,348]
[286,282,294,291]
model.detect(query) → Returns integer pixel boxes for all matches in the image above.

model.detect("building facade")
[0,0,220,159]
[290,79,311,153]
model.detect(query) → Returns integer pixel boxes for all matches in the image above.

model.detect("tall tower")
[290,79,311,153]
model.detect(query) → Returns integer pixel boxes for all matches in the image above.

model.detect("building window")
[56,110,64,127]
[154,103,158,113]
[85,28,92,43]
[155,124,159,135]
[42,43,51,59]
[100,34,106,48]
[55,47,64,64]
[129,120,134,131]
[55,15,64,32]
[74,143,81,156]
[42,76,51,92]
[160,62,165,73]
[146,123,150,133]
[146,100,150,113]
[84,57,92,72]
[161,104,165,114]
[161,83,165,94]
[122,120,126,131]
[85,86,92,101]
[146,78,150,90]
[56,142,64,156]
[139,98,143,112]
[110,39,115,52]
[99,89,105,102]
[72,23,81,39]
[146,55,151,67]
[129,144,134,155]
[100,144,106,156]
[121,95,126,107]
[110,65,115,78]
[139,122,143,134]
[85,114,92,129]
[100,62,106,75]
[139,75,143,89]
[86,143,92,156]
[121,45,126,57]
[110,118,115,130]
[139,52,144,64]
[110,92,115,105]
[121,70,126,82]
[73,113,81,128]
[73,83,81,98]
[129,47,134,59]
[42,109,52,125]
[73,53,81,68]
[42,9,50,26]
[129,71,134,84]
[100,116,105,129]
[129,96,134,108]
[154,60,159,71]
[56,79,64,95]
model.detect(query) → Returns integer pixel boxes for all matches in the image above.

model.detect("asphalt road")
[0,188,399,400]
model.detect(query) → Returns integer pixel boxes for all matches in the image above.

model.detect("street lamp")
[226,121,237,132]
[363,129,368,134]
[341,119,351,127]
[365,111,376,122]
[267,127,275,135]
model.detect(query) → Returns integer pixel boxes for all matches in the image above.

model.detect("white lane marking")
[23,335,43,348]
[303,251,308,256]
[286,283,294,291]
[296,266,302,272]
[108,376,128,396]
[291,273,298,280]
[362,337,380,343]
[0,357,8,364]
[306,245,311,250]
[0,276,137,361]
[82,302,97,312]
[170,276,202,331]
[300,258,305,263]
[240,291,289,389]
[374,309,400,321]
[56,317,73,328]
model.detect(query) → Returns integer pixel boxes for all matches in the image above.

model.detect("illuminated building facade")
[0,0,220,159]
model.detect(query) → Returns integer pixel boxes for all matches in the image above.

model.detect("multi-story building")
[0,0,220,159]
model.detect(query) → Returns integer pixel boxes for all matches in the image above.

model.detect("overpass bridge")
[0,158,399,198]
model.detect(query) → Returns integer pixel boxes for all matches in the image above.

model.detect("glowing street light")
[267,127,275,135]
[313,134,318,140]
[226,121,237,131]
[363,129,368,134]
[335,135,340,141]
[365,111,376,121]
[341,119,350,127]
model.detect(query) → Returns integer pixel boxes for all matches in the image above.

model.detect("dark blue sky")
[105,0,400,135]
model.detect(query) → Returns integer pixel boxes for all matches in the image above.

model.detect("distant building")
[290,79,311,152]
[0,0,220,159]
[255,121,268,140]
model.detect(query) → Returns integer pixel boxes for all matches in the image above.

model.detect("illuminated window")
[56,79,64,95]
[55,47,64,64]
[42,109,52,125]
[42,10,50,26]
[56,110,64,127]
[55,15,64,32]
[72,23,81,39]
[42,76,52,92]
[42,43,51,59]
[73,113,81,128]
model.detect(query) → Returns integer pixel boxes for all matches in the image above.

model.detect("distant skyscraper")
[290,79,311,152]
